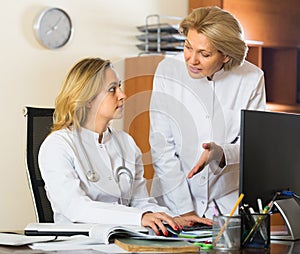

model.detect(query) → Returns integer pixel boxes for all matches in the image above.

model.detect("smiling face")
[85,66,126,134]
[184,29,230,79]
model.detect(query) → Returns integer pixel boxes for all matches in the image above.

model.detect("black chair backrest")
[24,106,54,222]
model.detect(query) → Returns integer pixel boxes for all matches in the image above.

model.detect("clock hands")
[46,17,62,35]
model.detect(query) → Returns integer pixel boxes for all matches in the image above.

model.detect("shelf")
[266,102,300,114]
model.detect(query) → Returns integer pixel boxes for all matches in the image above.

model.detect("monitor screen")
[239,109,300,211]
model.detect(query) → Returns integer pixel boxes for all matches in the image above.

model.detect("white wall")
[0,0,188,230]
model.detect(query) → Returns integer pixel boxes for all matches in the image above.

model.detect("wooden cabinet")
[124,55,164,180]
[189,0,300,112]
[245,41,263,69]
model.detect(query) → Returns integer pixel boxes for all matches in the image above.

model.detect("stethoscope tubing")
[76,128,134,205]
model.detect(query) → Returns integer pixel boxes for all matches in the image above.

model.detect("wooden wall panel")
[189,0,300,47]
[223,0,300,47]
[189,0,222,12]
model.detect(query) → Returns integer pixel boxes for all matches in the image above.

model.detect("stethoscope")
[77,128,134,206]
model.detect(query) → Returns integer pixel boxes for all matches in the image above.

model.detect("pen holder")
[242,213,270,249]
[212,215,241,251]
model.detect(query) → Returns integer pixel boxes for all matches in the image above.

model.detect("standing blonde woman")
[150,6,266,218]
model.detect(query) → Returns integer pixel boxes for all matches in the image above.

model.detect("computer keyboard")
[182,222,212,231]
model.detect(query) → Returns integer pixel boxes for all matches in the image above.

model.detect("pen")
[257,198,263,213]
[213,198,222,215]
[231,136,239,144]
[239,205,253,228]
[213,193,244,245]
[213,198,232,248]
[242,199,274,246]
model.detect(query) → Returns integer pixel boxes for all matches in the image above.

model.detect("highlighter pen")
[193,242,213,250]
[248,207,268,243]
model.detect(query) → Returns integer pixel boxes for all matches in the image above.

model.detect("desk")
[0,241,298,253]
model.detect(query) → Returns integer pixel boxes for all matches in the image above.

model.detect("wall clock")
[34,7,73,49]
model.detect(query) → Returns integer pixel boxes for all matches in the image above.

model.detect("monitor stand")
[271,198,300,240]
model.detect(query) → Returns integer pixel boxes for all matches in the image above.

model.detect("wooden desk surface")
[0,240,298,253]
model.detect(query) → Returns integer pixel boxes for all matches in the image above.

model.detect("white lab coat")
[38,127,174,225]
[149,53,266,218]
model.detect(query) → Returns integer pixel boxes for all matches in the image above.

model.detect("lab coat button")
[99,144,103,148]
[201,176,206,180]
[201,200,205,204]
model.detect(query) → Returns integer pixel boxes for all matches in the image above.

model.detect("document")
[25,223,148,245]
[0,233,55,246]
[30,235,127,252]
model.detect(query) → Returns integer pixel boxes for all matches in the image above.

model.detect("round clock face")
[34,8,73,49]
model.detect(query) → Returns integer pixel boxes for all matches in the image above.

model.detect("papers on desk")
[29,234,210,253]
[0,223,213,253]
[0,233,55,246]
[29,235,128,253]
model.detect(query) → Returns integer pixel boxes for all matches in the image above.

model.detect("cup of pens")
[212,215,242,250]
[241,213,270,249]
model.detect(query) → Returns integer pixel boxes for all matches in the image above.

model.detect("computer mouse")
[158,223,182,237]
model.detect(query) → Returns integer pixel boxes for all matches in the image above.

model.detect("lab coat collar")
[209,68,225,81]
[79,127,112,145]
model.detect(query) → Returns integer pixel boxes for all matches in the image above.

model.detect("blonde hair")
[180,6,248,70]
[52,57,111,132]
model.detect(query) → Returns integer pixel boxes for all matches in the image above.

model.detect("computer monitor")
[239,109,300,211]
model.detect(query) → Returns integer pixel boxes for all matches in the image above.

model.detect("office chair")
[24,106,54,222]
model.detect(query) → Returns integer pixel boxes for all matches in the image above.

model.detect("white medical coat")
[39,127,174,225]
[149,53,266,218]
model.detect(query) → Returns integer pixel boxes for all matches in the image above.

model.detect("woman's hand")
[173,214,213,228]
[141,212,179,236]
[188,142,225,178]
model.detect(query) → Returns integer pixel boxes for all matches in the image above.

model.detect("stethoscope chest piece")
[115,166,133,206]
[86,170,100,182]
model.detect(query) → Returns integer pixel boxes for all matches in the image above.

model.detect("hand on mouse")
[141,212,180,236]
[158,223,182,237]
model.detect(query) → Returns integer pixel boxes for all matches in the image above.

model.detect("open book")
[24,223,149,245]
